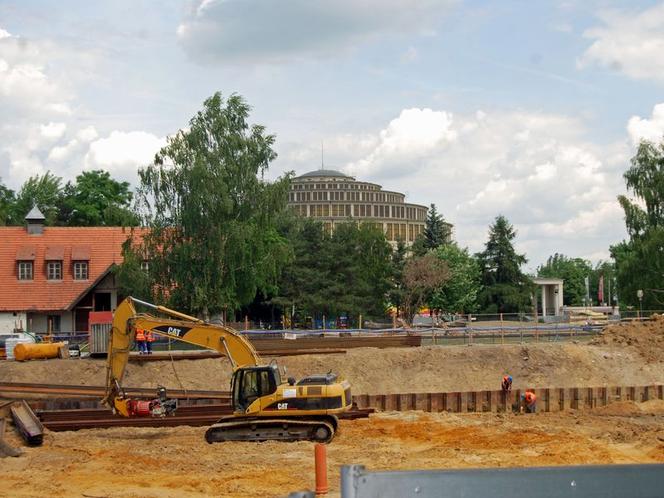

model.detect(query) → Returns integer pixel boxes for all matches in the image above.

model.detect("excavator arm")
[103,297,260,415]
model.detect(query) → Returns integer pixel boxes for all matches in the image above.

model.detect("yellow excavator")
[103,297,352,443]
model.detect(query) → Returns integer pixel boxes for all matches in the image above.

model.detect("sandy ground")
[1,403,664,498]
[0,318,663,497]
[1,331,663,395]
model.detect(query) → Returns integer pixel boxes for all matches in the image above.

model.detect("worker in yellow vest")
[135,328,147,354]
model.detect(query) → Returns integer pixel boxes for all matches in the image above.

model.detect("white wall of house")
[0,312,27,335]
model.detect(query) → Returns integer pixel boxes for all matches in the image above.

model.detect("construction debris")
[10,400,44,446]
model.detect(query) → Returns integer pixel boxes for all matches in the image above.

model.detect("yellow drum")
[13,342,65,361]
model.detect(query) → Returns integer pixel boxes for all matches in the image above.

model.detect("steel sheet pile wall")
[352,385,664,413]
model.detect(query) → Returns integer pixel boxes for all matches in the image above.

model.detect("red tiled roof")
[0,226,146,312]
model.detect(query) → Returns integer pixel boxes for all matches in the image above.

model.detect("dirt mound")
[2,338,664,395]
[591,315,664,363]
[593,399,664,416]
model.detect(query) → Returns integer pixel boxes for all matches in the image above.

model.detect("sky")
[2,0,664,270]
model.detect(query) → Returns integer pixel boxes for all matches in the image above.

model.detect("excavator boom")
[104,297,259,408]
[104,297,352,443]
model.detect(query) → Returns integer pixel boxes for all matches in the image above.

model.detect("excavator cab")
[232,365,281,412]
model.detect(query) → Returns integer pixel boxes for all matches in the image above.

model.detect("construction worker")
[135,327,147,354]
[144,328,154,355]
[501,375,512,394]
[522,391,537,413]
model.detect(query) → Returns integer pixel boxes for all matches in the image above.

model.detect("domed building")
[288,169,450,246]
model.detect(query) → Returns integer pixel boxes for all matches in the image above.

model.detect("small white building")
[533,277,564,317]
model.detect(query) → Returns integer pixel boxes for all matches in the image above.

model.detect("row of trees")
[5,91,661,320]
[0,170,137,227]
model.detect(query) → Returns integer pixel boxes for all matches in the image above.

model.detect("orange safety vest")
[145,329,155,342]
[135,328,146,341]
[525,392,536,404]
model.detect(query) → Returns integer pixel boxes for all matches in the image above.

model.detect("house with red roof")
[0,207,144,335]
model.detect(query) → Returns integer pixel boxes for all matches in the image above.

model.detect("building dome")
[287,168,446,246]
[295,169,353,179]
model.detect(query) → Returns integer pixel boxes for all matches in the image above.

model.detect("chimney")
[25,205,46,235]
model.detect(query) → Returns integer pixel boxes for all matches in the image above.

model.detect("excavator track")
[204,415,337,444]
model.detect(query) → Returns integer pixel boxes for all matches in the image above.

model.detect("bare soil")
[1,321,663,394]
[0,318,663,497]
[1,407,664,498]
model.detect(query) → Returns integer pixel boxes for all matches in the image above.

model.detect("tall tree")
[9,171,62,225]
[58,170,139,226]
[537,253,592,306]
[477,215,533,314]
[387,240,408,316]
[430,243,481,313]
[272,220,392,321]
[611,139,664,309]
[413,203,450,255]
[124,92,292,317]
[0,179,14,226]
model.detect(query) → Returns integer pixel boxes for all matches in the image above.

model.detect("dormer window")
[18,261,33,280]
[45,246,64,281]
[72,246,91,281]
[73,261,89,280]
[47,261,62,280]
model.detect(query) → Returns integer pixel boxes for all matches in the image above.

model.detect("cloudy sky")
[2,0,664,270]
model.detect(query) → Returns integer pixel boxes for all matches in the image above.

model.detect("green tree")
[123,92,292,318]
[9,171,62,225]
[537,253,592,306]
[0,179,14,226]
[272,220,392,322]
[477,215,533,314]
[58,170,139,226]
[387,240,408,316]
[611,139,664,309]
[430,243,481,313]
[413,203,450,255]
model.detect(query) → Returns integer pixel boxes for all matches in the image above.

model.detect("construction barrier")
[352,384,664,414]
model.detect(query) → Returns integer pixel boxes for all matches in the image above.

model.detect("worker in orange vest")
[522,391,537,413]
[144,328,155,355]
[135,327,147,354]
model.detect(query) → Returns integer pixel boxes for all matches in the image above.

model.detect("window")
[18,261,33,280]
[73,261,89,280]
[47,261,62,280]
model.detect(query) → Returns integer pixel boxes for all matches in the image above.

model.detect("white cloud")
[40,122,67,140]
[347,108,457,177]
[76,126,98,143]
[0,28,11,40]
[578,3,664,82]
[627,103,664,145]
[84,131,166,185]
[177,0,455,63]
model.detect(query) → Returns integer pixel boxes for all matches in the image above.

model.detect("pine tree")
[477,215,533,314]
[414,203,450,255]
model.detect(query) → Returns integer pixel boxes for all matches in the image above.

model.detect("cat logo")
[166,327,182,337]
[277,403,289,410]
